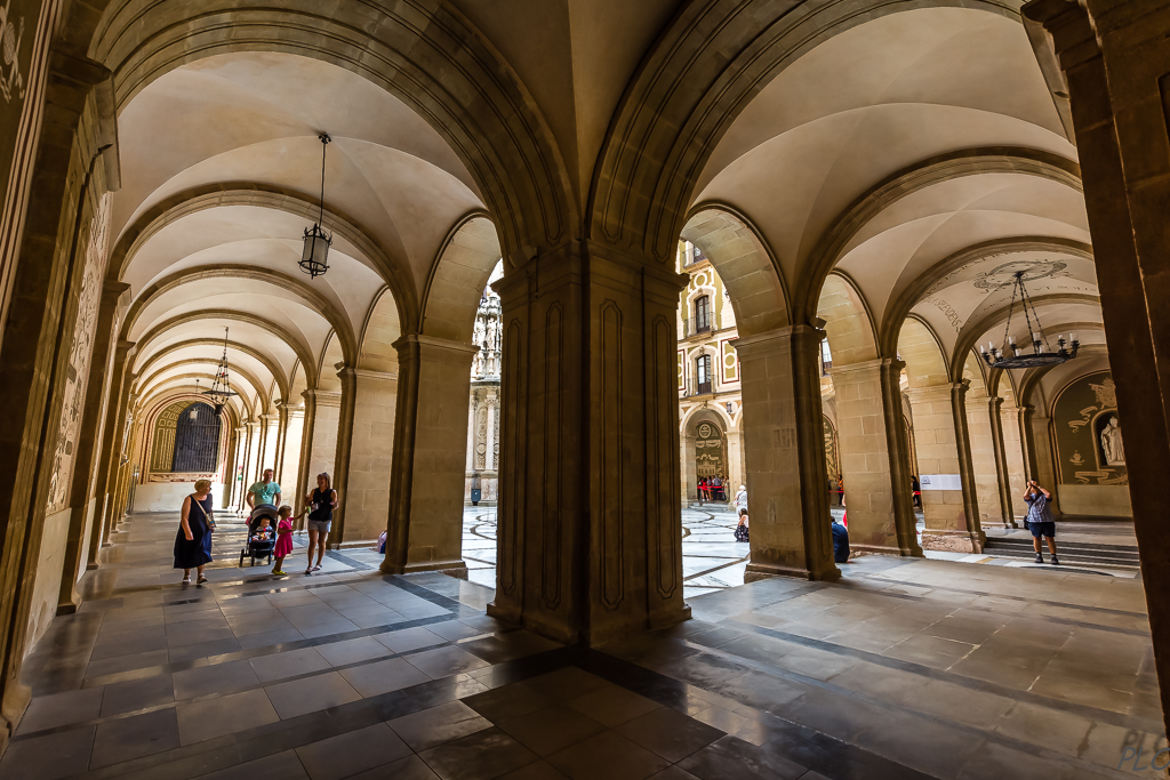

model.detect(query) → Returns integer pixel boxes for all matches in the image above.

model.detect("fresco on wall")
[46,194,111,513]
[694,420,726,478]
[823,417,839,481]
[0,0,37,200]
[1054,371,1128,485]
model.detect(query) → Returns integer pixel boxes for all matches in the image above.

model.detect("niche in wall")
[1052,371,1131,518]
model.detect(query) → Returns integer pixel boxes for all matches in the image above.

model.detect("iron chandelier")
[203,327,238,414]
[980,270,1078,369]
[300,133,332,278]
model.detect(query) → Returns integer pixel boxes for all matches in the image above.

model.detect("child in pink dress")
[272,505,295,575]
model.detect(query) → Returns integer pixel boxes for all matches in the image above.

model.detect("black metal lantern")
[299,133,332,279]
[202,327,239,413]
[981,270,1079,369]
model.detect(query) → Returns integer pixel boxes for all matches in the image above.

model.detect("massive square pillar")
[831,358,920,556]
[381,335,477,575]
[333,368,397,544]
[906,381,983,552]
[489,246,690,645]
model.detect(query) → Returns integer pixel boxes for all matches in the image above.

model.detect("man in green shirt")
[247,468,282,509]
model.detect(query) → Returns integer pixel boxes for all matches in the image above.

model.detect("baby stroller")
[239,504,278,566]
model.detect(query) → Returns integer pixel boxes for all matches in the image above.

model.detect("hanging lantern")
[202,327,239,413]
[299,133,332,278]
[981,270,1079,369]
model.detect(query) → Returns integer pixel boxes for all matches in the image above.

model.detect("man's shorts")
[308,520,332,534]
[1029,521,1056,538]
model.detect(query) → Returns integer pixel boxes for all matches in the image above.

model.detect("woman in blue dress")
[174,479,215,585]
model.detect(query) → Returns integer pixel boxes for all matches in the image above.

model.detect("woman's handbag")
[192,498,216,531]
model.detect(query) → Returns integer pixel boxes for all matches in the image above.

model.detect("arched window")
[694,295,711,333]
[696,354,712,394]
[173,403,221,472]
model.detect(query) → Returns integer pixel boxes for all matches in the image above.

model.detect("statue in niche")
[1100,415,1125,466]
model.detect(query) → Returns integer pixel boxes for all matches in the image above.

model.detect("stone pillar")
[333,367,397,544]
[258,412,278,475]
[831,358,921,556]
[329,370,358,545]
[965,386,1003,532]
[1025,0,1170,735]
[57,282,128,609]
[488,248,691,644]
[988,397,1018,528]
[243,420,260,493]
[1001,402,1028,522]
[300,389,341,517]
[734,323,839,581]
[279,405,304,504]
[274,401,290,487]
[1020,404,1063,517]
[88,339,134,565]
[679,431,696,506]
[906,382,983,552]
[382,335,476,574]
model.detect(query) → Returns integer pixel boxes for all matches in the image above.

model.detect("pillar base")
[852,543,924,558]
[86,562,99,570]
[745,561,841,583]
[486,600,691,646]
[921,529,984,554]
[380,558,468,578]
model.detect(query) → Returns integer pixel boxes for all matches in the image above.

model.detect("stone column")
[1025,0,1170,734]
[831,358,921,556]
[57,282,129,610]
[327,370,356,545]
[1001,402,1028,522]
[274,401,291,487]
[333,367,397,544]
[279,405,304,504]
[88,339,135,566]
[1021,404,1063,517]
[906,381,983,552]
[734,323,839,581]
[965,386,1003,532]
[258,412,278,475]
[381,335,476,575]
[488,248,691,644]
[679,431,695,506]
[988,396,1018,528]
[243,420,260,497]
[293,391,317,518]
[300,389,341,516]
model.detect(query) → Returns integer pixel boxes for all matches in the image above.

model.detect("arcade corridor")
[2,513,1158,779]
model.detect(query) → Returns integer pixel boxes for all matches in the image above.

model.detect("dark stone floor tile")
[195,748,309,779]
[169,636,242,663]
[15,686,104,733]
[345,753,441,779]
[388,700,492,751]
[176,688,279,744]
[265,671,361,719]
[88,632,170,661]
[678,735,807,780]
[340,656,431,698]
[418,727,539,780]
[100,673,175,716]
[173,658,260,699]
[0,725,96,779]
[407,645,491,679]
[316,636,389,667]
[615,707,723,763]
[91,707,180,767]
[546,730,670,780]
[499,761,570,779]
[251,646,331,683]
[85,648,170,680]
[495,704,605,756]
[567,684,661,727]
[295,722,412,779]
[463,682,556,722]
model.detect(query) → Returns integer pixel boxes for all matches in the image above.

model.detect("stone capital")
[730,321,826,357]
[393,333,478,362]
[336,366,398,382]
[303,388,342,407]
[827,356,905,378]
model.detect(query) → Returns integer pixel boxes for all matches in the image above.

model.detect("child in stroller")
[240,504,279,566]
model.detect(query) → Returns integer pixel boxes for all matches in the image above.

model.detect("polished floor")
[1,512,1162,779]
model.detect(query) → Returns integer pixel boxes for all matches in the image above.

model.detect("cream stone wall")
[304,394,341,494]
[337,370,397,543]
[908,384,980,552]
[966,389,1003,528]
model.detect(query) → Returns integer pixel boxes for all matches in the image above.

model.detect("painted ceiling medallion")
[981,270,1078,369]
[973,259,1068,291]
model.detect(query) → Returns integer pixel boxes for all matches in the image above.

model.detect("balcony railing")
[679,318,714,338]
